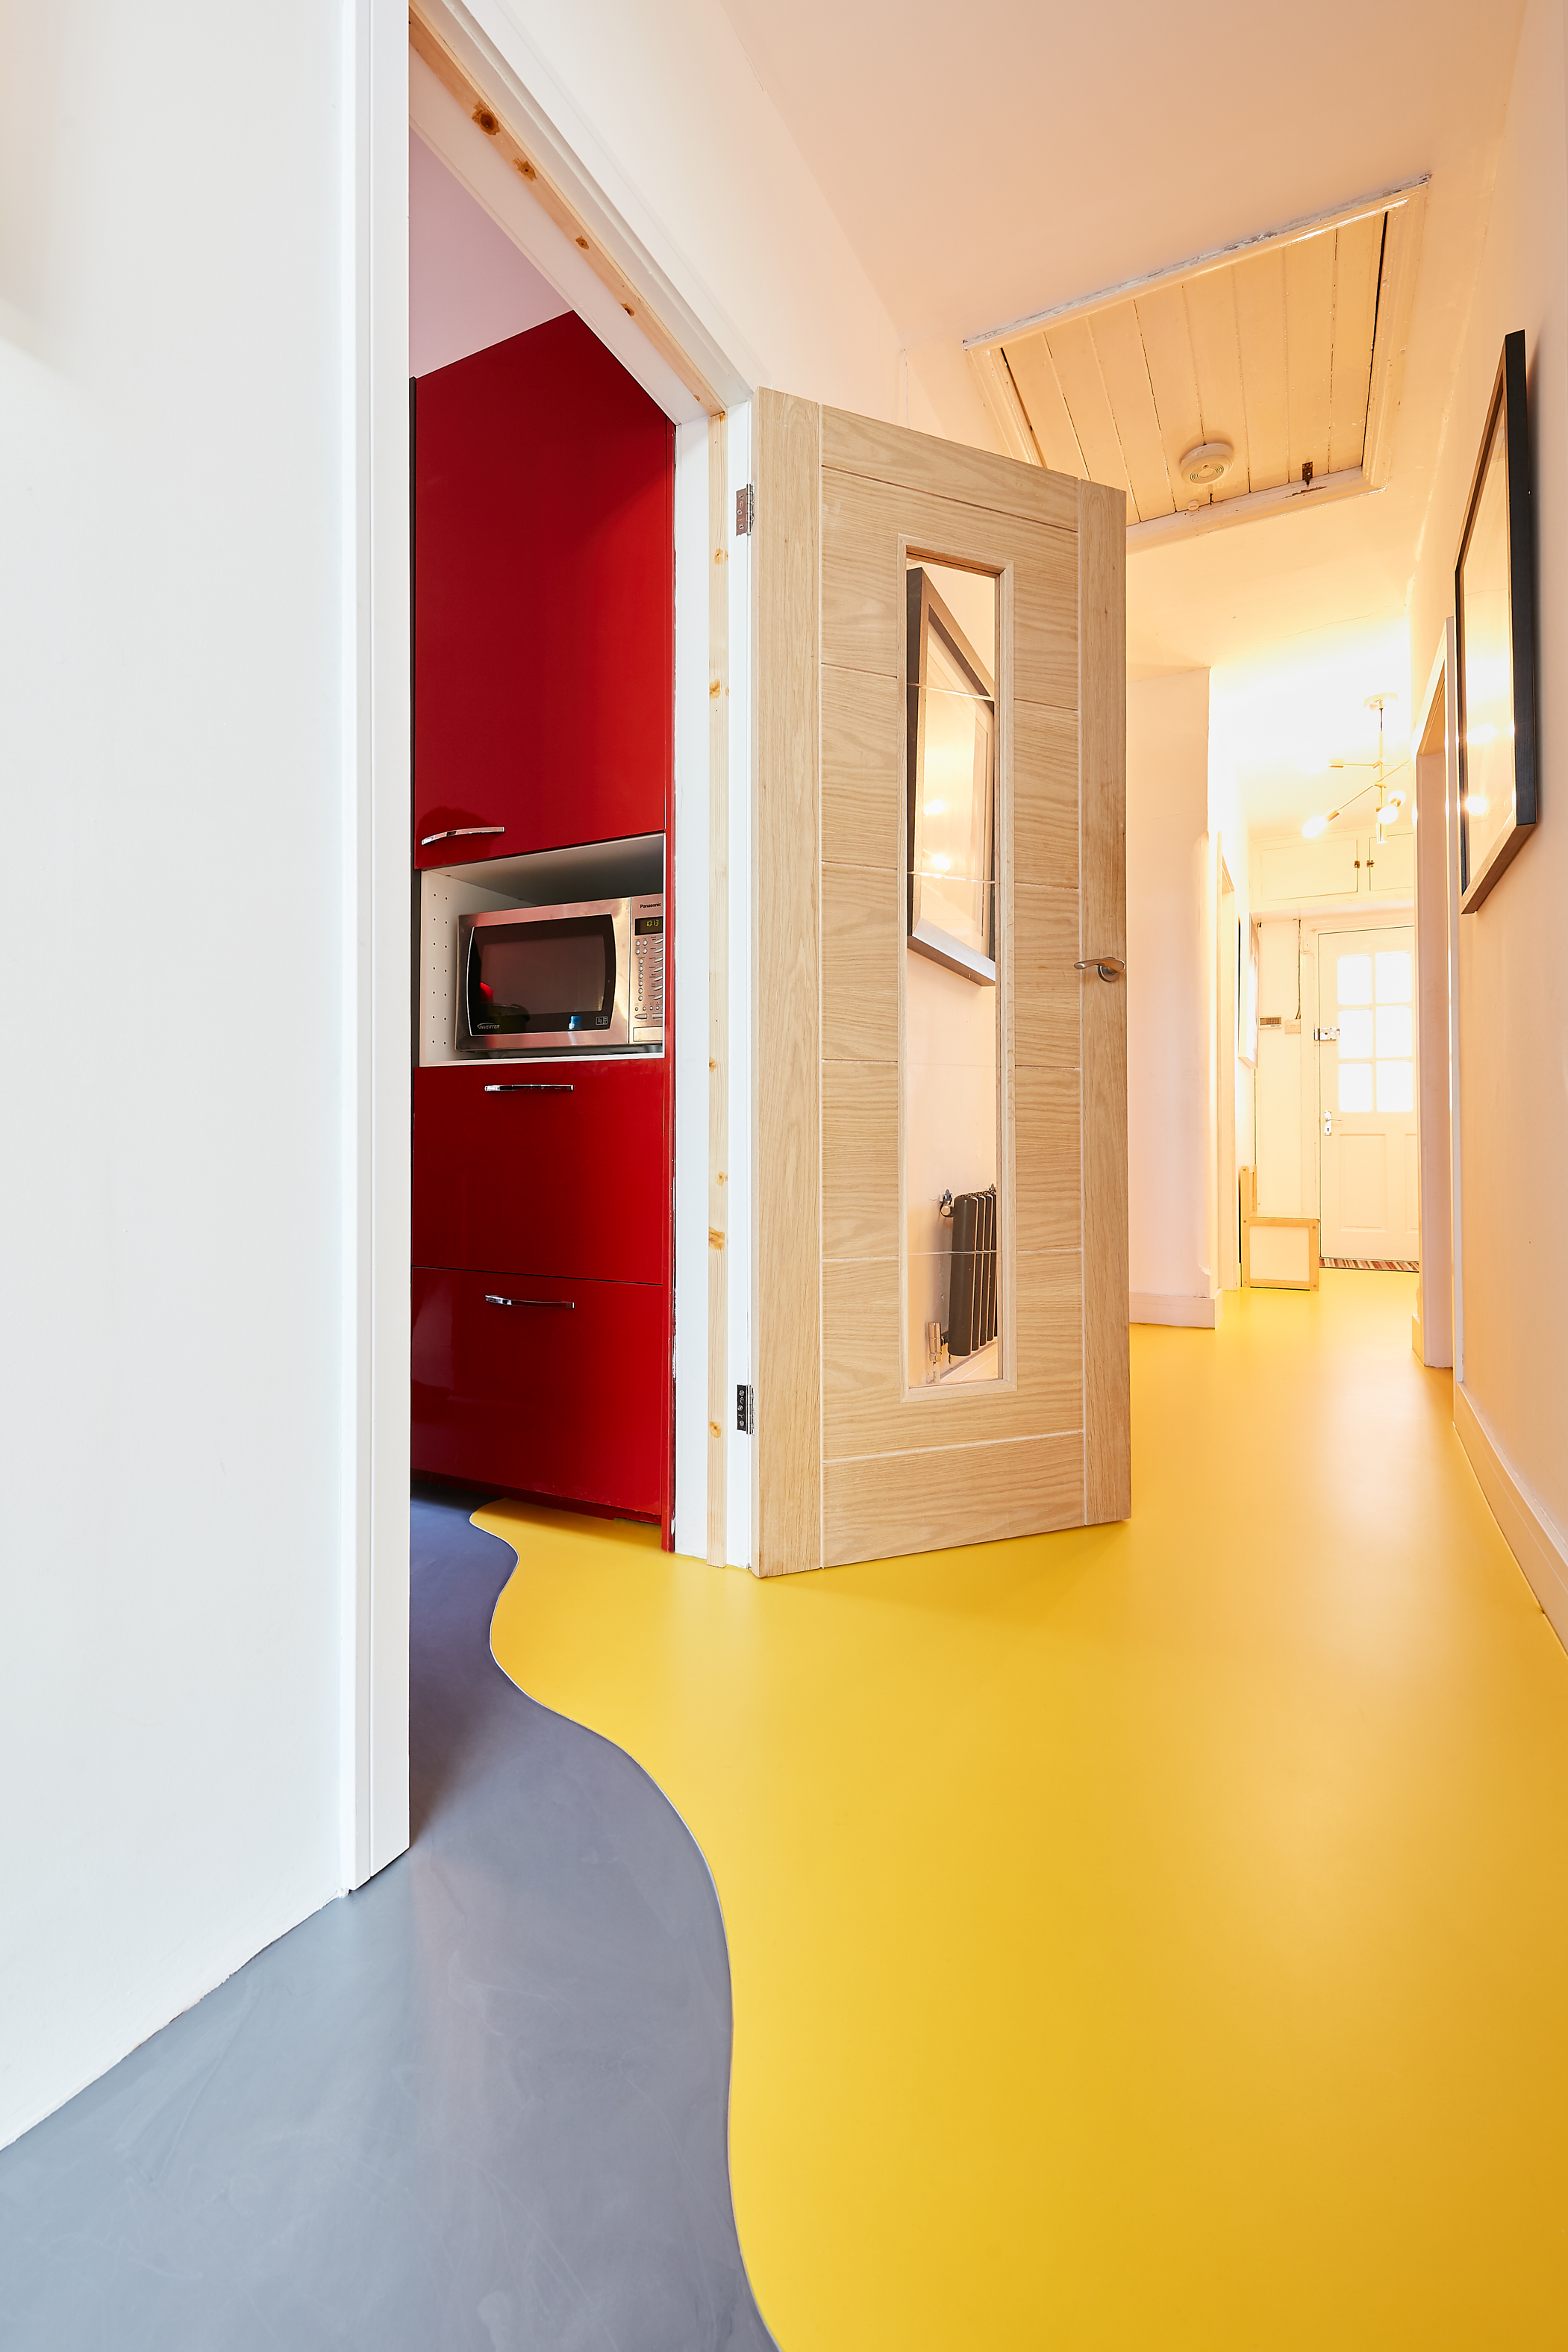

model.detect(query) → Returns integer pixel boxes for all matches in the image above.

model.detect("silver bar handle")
[419,823,506,846]
[484,1295,575,1310]
[1074,955,1125,982]
[483,1083,574,1093]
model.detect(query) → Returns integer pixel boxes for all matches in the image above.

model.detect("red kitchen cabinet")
[413,1060,666,1286]
[413,313,674,867]
[411,1267,665,1519]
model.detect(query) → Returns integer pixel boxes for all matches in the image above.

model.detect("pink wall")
[410,130,566,379]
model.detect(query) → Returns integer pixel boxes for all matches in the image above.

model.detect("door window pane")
[1339,1063,1374,1114]
[1337,953,1372,1004]
[1375,949,1411,1003]
[905,561,1001,1387]
[1376,1004,1412,1058]
[1339,1008,1374,1058]
[1376,1061,1414,1114]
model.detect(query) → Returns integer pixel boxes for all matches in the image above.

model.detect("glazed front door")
[752,397,1128,1573]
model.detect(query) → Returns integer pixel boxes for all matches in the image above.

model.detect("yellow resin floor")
[481,1274,1568,2350]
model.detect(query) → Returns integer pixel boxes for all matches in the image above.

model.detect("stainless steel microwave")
[455,893,663,1056]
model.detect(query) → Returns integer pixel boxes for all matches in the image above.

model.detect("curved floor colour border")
[0,1497,776,2352]
[480,1276,1568,2352]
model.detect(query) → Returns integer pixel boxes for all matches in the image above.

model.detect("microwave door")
[460,900,634,1052]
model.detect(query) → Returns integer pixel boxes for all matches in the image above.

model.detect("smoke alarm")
[1179,440,1234,486]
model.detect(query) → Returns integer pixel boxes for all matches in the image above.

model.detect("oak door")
[752,396,1128,1573]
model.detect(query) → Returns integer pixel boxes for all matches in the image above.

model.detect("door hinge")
[736,1382,755,1434]
[735,484,755,537]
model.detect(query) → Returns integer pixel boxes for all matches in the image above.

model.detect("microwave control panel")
[630,893,665,1046]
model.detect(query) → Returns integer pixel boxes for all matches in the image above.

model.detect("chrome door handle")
[1074,955,1125,982]
[419,823,506,846]
[484,1295,575,1309]
[483,1083,574,1093]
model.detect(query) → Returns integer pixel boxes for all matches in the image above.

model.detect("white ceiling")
[718,0,1525,835]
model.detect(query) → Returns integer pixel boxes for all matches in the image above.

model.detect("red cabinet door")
[411,1267,664,1517]
[413,1059,667,1285]
[413,314,674,867]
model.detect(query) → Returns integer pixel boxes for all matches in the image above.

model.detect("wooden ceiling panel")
[1134,281,1210,511]
[1328,212,1382,472]
[1183,266,1252,503]
[1042,318,1135,514]
[1232,247,1289,490]
[976,184,1416,537]
[1000,335,1084,475]
[1089,301,1172,521]
[1284,228,1334,486]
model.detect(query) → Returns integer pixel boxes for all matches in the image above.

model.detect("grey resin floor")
[0,1496,776,2351]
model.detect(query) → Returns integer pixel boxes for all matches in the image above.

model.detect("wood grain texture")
[822,1252,1083,1461]
[1090,299,1172,522]
[1078,481,1131,1525]
[823,1063,899,1261]
[822,864,901,1063]
[822,667,901,871]
[1013,702,1080,890]
[822,471,1077,708]
[1045,318,1134,511]
[1012,883,1082,1068]
[822,1432,1085,1568]
[752,390,823,1576]
[821,405,1079,533]
[707,416,729,1565]
[1015,1068,1082,1253]
[1001,335,1087,478]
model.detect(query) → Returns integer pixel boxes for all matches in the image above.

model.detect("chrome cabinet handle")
[419,823,506,846]
[484,1294,574,1310]
[1074,955,1125,982]
[482,1083,574,1094]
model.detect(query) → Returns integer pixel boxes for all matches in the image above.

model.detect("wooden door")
[752,396,1128,1574]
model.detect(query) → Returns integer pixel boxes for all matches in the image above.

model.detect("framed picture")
[906,567,996,984]
[1456,328,1537,911]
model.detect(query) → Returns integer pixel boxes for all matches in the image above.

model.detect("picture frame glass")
[1459,419,1516,886]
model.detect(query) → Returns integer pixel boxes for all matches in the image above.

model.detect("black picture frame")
[1455,328,1537,911]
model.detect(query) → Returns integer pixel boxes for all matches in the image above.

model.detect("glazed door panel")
[752,393,1128,1574]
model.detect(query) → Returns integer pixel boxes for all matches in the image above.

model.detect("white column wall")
[1126,673,1221,1327]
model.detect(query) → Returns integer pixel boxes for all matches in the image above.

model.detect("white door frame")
[346,0,758,1884]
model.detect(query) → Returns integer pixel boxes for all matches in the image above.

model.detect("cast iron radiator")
[946,1185,998,1358]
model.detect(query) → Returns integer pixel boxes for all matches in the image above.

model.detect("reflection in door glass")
[1337,954,1372,1004]
[905,562,1001,1388]
[1336,945,1414,1120]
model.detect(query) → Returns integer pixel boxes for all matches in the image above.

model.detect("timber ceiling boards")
[966,181,1426,547]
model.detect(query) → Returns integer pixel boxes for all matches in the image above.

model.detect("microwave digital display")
[465,913,616,1036]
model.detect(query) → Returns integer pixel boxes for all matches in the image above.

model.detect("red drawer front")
[411,1267,665,1517]
[413,1059,667,1285]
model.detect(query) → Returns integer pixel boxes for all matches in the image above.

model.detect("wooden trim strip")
[1078,480,1131,1524]
[706,417,730,1564]
[752,392,823,1576]
[1455,1382,1568,1653]
[409,5,724,417]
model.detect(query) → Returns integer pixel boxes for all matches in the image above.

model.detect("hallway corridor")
[483,1274,1568,2351]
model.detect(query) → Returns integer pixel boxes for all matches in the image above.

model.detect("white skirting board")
[1455,1383,1568,1650]
[1131,1291,1222,1329]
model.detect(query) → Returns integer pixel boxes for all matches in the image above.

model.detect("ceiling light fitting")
[1302,696,1404,840]
[1180,440,1233,487]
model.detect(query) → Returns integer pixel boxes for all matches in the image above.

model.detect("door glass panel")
[1337,953,1372,1004]
[1339,1062,1374,1114]
[1375,1005,1412,1058]
[1376,1061,1414,1114]
[1339,1008,1374,1058]
[1375,949,1411,1002]
[905,561,1001,1388]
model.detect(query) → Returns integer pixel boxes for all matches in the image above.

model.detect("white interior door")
[1317,927,1420,1264]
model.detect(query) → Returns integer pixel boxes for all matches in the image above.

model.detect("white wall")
[410,127,565,376]
[1407,0,1568,1584]
[0,1,408,2147]
[1126,673,1219,1325]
